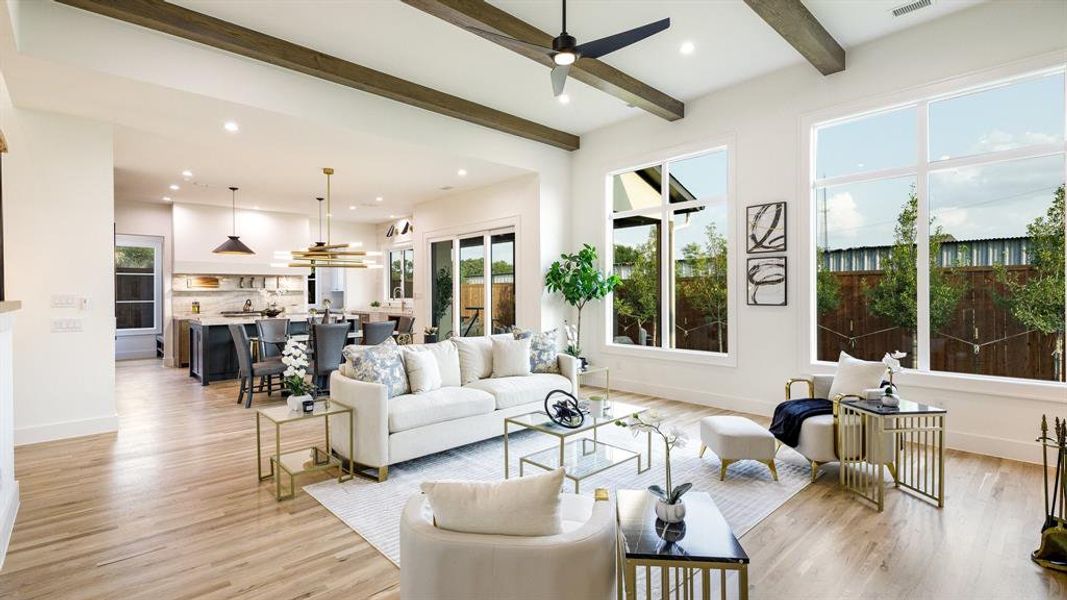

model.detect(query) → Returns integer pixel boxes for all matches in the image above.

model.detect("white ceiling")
[173,0,986,134]
[2,0,988,221]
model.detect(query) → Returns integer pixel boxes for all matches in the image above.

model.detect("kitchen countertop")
[186,313,361,326]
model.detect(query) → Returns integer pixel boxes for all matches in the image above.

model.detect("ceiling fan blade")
[464,26,555,57]
[551,64,571,97]
[574,18,670,60]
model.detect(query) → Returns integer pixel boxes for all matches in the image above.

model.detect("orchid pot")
[287,394,312,412]
[655,500,687,524]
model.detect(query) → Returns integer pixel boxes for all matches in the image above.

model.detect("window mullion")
[660,162,671,349]
[916,102,932,372]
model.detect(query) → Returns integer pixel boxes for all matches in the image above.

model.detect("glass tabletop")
[507,400,646,436]
[257,400,350,424]
[842,398,946,415]
[523,439,639,479]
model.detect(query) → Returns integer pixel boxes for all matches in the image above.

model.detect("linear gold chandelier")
[274,167,382,269]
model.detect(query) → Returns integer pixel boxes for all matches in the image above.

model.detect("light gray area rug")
[305,421,812,566]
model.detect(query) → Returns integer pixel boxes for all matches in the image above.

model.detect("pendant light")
[274,168,381,269]
[213,186,255,255]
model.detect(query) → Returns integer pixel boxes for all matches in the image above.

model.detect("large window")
[388,247,414,299]
[813,69,1066,382]
[115,234,162,334]
[429,227,517,338]
[609,148,732,355]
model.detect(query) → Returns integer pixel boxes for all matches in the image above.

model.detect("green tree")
[677,222,729,352]
[994,184,1065,381]
[868,190,967,359]
[613,231,660,346]
[544,244,621,356]
[815,248,841,316]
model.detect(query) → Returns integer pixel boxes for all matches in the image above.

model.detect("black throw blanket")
[769,398,833,448]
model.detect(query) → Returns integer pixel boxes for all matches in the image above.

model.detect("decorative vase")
[588,397,606,417]
[881,394,900,408]
[288,394,312,412]
[579,356,589,371]
[654,499,686,524]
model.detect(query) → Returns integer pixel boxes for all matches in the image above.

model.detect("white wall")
[570,1,1067,463]
[114,201,173,362]
[330,220,380,311]
[172,202,312,275]
[1,106,118,445]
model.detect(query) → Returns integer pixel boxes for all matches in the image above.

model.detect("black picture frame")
[746,256,787,306]
[746,201,787,254]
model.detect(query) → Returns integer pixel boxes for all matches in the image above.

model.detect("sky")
[816,72,1065,250]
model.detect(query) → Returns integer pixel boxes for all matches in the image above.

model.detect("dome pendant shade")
[213,186,254,255]
[213,235,255,255]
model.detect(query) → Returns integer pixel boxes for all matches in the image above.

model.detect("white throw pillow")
[405,350,442,394]
[492,337,531,378]
[404,341,461,388]
[420,468,564,536]
[828,351,887,400]
[453,336,494,384]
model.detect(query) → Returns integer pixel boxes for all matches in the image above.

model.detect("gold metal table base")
[620,557,748,600]
[256,403,355,501]
[838,403,945,512]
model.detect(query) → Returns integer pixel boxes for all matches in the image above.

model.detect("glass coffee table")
[504,400,651,493]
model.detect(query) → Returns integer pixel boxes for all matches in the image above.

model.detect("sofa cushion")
[465,373,572,410]
[342,338,409,398]
[405,350,442,394]
[420,467,564,536]
[513,328,561,374]
[492,337,531,378]
[389,386,495,433]
[402,341,461,388]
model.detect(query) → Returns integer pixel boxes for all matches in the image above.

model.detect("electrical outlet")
[51,318,83,333]
[51,294,77,308]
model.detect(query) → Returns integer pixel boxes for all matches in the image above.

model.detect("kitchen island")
[188,313,361,385]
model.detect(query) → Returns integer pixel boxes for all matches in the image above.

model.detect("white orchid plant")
[881,350,907,396]
[563,322,580,358]
[281,338,316,397]
[617,411,692,505]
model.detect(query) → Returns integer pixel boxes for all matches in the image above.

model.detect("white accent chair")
[785,375,895,483]
[399,489,617,600]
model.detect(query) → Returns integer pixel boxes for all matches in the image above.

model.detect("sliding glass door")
[429,227,516,338]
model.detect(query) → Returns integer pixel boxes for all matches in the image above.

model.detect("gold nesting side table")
[256,401,354,501]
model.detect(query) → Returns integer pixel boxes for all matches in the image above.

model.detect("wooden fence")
[818,266,1065,382]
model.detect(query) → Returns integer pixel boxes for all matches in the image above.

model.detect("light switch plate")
[51,294,77,308]
[51,318,83,333]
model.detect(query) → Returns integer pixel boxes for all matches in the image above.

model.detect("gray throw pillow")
[513,327,560,374]
[343,338,410,398]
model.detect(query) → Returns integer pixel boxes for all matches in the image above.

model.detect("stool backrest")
[361,320,396,345]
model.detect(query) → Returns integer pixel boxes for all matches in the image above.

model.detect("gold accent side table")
[256,401,354,501]
[579,365,611,399]
[838,398,946,512]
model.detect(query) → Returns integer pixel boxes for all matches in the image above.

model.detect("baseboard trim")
[0,481,19,571]
[14,415,119,446]
[610,378,1041,465]
[609,377,777,418]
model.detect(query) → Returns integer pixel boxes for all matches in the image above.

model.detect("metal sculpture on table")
[544,389,585,429]
[1033,415,1067,571]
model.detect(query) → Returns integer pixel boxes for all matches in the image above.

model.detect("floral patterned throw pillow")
[513,328,560,374]
[342,337,410,397]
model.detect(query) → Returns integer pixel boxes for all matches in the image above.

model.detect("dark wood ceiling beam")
[400,0,685,122]
[55,0,580,151]
[743,0,845,76]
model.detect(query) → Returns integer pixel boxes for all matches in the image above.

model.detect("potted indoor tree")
[544,244,621,366]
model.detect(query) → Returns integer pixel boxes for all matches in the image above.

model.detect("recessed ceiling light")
[181,169,193,178]
[457,169,467,177]
[169,184,180,190]
[349,205,356,210]
[223,121,239,133]
[389,214,398,219]
[375,196,383,202]
[558,93,571,105]
[162,196,172,202]
[254,205,260,210]
[679,41,695,55]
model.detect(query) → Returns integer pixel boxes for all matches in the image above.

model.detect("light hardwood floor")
[0,359,1063,599]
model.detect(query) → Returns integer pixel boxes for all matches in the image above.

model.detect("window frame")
[603,140,738,367]
[386,245,414,300]
[425,226,518,338]
[114,233,163,337]
[804,62,1067,396]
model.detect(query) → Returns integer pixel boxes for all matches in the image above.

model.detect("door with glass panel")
[115,234,163,360]
[428,228,517,338]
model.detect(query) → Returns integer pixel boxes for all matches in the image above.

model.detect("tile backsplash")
[173,274,306,315]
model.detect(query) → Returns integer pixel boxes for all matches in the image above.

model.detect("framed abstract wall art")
[746,202,786,254]
[746,256,786,306]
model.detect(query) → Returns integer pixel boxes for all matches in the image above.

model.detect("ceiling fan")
[468,0,670,97]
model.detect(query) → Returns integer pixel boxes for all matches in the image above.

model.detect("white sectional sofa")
[328,333,579,480]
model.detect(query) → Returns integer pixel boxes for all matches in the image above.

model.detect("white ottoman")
[699,416,778,481]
